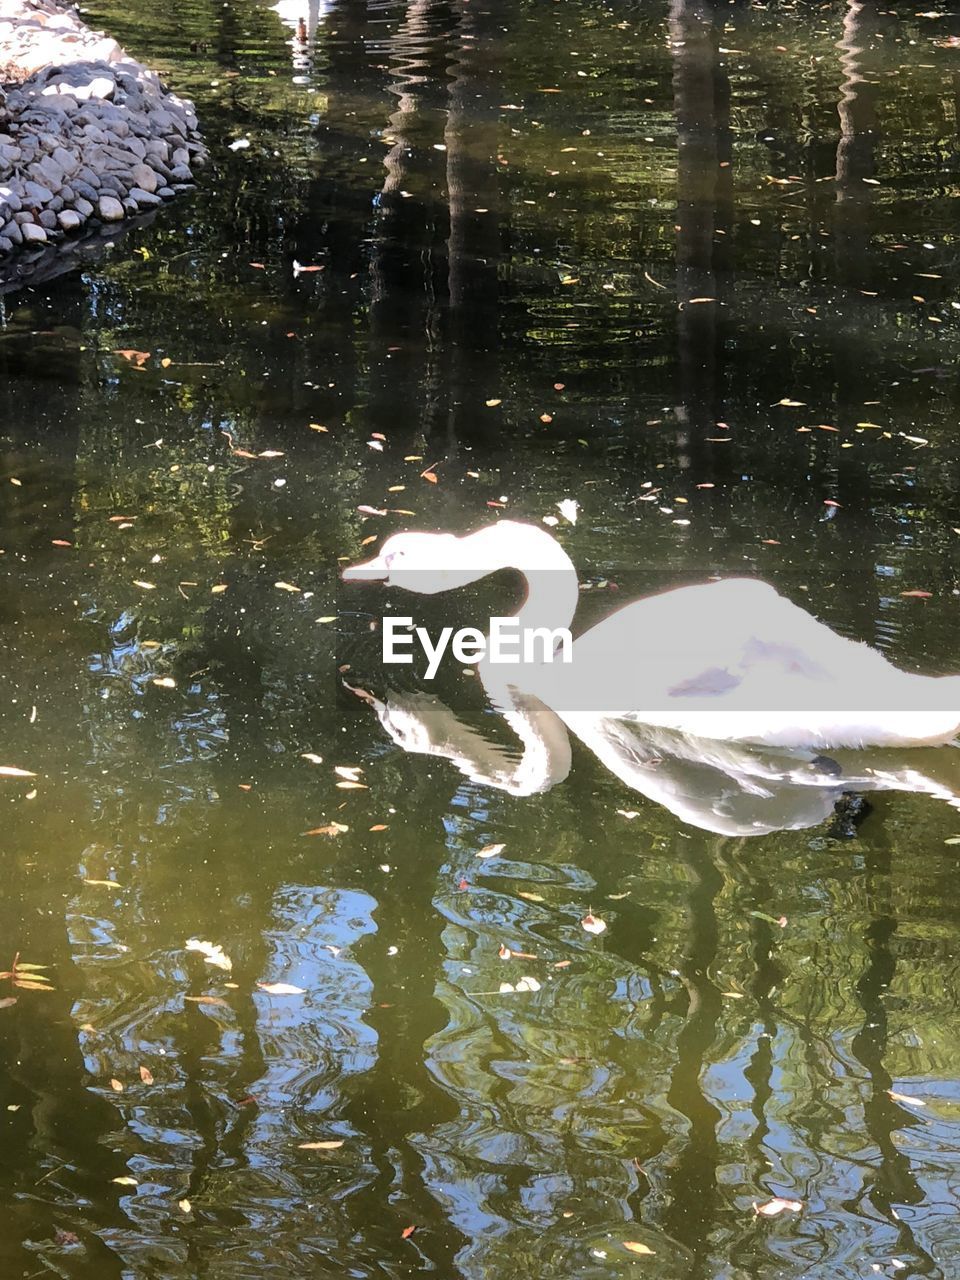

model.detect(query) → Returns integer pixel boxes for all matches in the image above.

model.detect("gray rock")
[3,220,22,245]
[14,211,34,225]
[0,237,12,256]
[52,146,78,175]
[169,164,192,183]
[97,194,124,221]
[29,156,63,191]
[59,185,74,202]
[76,167,101,189]
[156,185,175,199]
[22,180,54,206]
[21,222,47,244]
[128,187,161,206]
[48,196,63,213]
[0,187,23,214]
[74,196,94,218]
[58,209,82,231]
[73,179,99,201]
[131,162,157,193]
[123,197,138,214]
[37,209,57,229]
[38,91,80,115]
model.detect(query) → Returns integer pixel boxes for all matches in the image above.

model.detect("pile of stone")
[0,0,206,257]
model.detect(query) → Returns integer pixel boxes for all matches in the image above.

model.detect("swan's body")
[343,520,960,751]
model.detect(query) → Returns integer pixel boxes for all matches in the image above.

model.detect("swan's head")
[343,526,527,594]
[342,521,577,611]
[341,530,475,594]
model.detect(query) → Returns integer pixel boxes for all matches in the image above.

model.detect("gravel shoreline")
[0,0,206,260]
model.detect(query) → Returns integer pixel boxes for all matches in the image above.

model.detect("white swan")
[342,520,960,750]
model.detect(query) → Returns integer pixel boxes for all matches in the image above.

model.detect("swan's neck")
[462,523,580,637]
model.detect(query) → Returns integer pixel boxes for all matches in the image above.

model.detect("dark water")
[2,0,960,1274]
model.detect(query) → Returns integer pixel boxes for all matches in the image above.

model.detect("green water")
[2,0,960,1274]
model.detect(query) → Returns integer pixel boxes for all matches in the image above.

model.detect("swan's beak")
[341,554,389,583]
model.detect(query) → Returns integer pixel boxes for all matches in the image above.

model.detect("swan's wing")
[562,578,898,709]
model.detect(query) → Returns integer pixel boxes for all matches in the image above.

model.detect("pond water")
[2,0,960,1274]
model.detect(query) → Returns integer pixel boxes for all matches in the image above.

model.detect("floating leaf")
[304,823,349,837]
[301,753,324,765]
[179,1199,192,1213]
[581,913,607,935]
[749,910,786,926]
[755,1197,802,1217]
[298,1139,344,1150]
[623,1242,656,1256]
[478,843,505,858]
[888,1090,927,1106]
[185,939,232,971]
[184,995,228,1006]
[111,1175,138,1185]
[0,766,35,778]
[257,982,305,996]
[139,1066,154,1085]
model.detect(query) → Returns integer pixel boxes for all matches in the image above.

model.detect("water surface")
[2,0,960,1274]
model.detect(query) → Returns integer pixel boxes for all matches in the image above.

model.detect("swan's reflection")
[347,682,960,836]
